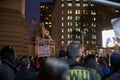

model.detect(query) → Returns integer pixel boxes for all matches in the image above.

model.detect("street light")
[90,0,120,8]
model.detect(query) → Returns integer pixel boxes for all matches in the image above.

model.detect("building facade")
[40,2,54,35]
[51,0,100,52]
[40,0,120,53]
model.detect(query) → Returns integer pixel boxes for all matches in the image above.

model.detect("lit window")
[45,22,48,24]
[49,22,52,24]
[67,3,72,7]
[75,3,80,7]
[92,23,96,27]
[92,41,96,44]
[75,16,80,20]
[93,30,96,33]
[62,17,64,20]
[67,16,72,20]
[40,14,43,16]
[76,28,80,32]
[93,17,96,21]
[91,10,96,15]
[68,22,72,26]
[68,40,72,45]
[91,4,94,7]
[40,6,45,8]
[92,35,96,39]
[62,28,64,33]
[76,35,77,39]
[68,34,70,39]
[75,22,78,26]
[83,31,86,35]
[49,14,51,17]
[46,7,48,9]
[62,22,64,26]
[94,24,96,27]
[115,10,119,13]
[61,3,64,7]
[75,0,80,1]
[84,28,87,31]
[83,23,86,27]
[67,34,72,39]
[68,28,72,32]
[45,17,48,20]
[87,41,89,44]
[83,3,88,7]
[62,35,64,39]
[49,25,52,27]
[76,35,80,39]
[75,10,81,14]
[67,0,72,1]
[68,28,69,32]
[67,10,72,14]
[61,41,64,44]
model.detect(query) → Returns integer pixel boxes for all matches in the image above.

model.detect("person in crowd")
[15,57,35,80]
[97,57,110,76]
[29,56,36,74]
[0,56,2,65]
[0,45,16,80]
[33,56,40,72]
[36,57,70,80]
[58,50,68,61]
[66,42,91,80]
[84,54,103,80]
[100,49,112,67]
[102,53,120,80]
[79,54,85,66]
[15,56,21,71]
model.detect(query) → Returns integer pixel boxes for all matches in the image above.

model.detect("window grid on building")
[59,0,98,48]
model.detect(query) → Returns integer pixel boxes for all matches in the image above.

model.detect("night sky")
[25,0,53,39]
[25,0,53,22]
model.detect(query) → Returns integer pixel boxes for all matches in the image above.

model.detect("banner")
[111,18,120,43]
[38,39,50,57]
[111,18,120,38]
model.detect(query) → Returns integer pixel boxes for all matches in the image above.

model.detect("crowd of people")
[0,42,120,80]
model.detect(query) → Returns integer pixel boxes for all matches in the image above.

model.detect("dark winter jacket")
[66,58,85,69]
[0,59,16,80]
[66,58,91,80]
[102,69,120,80]
[98,65,110,76]
[15,67,35,80]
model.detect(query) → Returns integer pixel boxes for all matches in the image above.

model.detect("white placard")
[38,39,50,57]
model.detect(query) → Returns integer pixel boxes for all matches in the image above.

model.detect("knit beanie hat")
[110,53,120,68]
[58,50,67,58]
[0,45,14,63]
